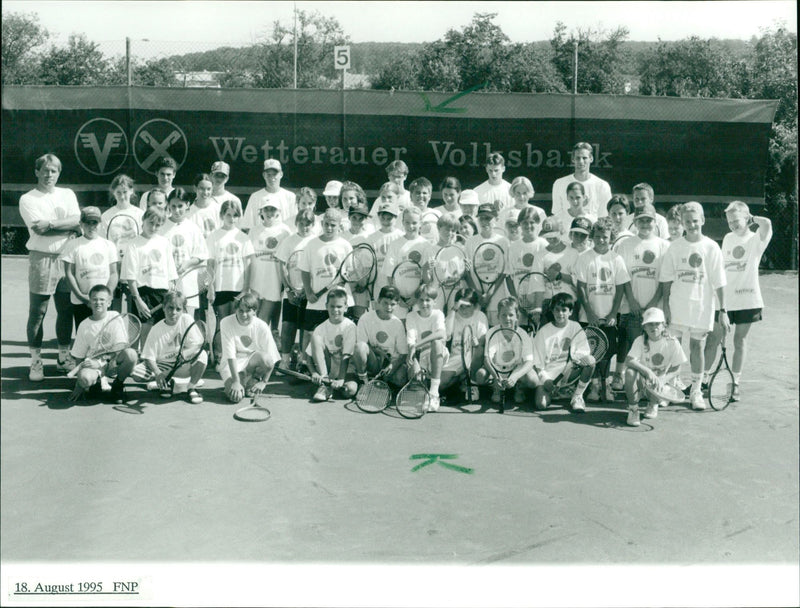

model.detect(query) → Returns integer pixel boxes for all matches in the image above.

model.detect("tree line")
[2,9,796,268]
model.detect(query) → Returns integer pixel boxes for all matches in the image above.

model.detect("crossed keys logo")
[74,118,128,176]
[133,119,188,174]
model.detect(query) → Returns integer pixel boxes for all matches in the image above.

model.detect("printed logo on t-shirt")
[203,218,216,236]
[642,250,655,264]
[266,237,279,249]
[651,352,664,366]
[240,335,253,347]
[323,251,340,266]
[375,330,389,344]
[379,242,389,255]
[522,253,534,267]
[408,249,422,264]
[172,234,185,248]
[732,245,746,259]
[688,253,703,268]
[598,266,611,281]
[90,252,104,265]
[547,262,562,274]
[333,334,344,348]
[225,242,240,255]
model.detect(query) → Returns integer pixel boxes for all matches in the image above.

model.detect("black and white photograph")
[1,1,798,606]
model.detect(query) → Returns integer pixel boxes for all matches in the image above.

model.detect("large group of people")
[19,141,772,426]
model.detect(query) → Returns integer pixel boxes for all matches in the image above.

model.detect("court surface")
[1,256,798,605]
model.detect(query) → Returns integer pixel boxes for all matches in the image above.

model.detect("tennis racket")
[551,325,609,400]
[396,370,430,419]
[461,324,477,403]
[708,337,735,411]
[233,394,272,422]
[644,378,688,404]
[161,320,207,387]
[149,266,213,314]
[472,242,506,300]
[275,366,332,385]
[516,271,549,333]
[313,244,376,299]
[348,243,378,298]
[484,326,524,413]
[284,249,306,305]
[355,357,393,413]
[420,210,440,242]
[391,259,423,309]
[612,233,634,251]
[433,244,467,314]
[106,213,140,258]
[67,313,142,378]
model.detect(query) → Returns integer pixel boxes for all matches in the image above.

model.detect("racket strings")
[356,381,392,412]
[487,330,523,373]
[393,262,422,298]
[342,249,375,282]
[584,327,609,361]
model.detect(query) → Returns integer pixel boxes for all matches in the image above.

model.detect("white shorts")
[669,324,708,341]
[417,344,449,372]
[219,341,279,383]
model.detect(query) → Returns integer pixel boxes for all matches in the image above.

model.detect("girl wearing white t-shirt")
[101,174,143,312]
[249,200,292,331]
[702,201,772,401]
[624,307,687,427]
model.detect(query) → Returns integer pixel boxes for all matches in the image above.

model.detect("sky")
[4,1,797,60]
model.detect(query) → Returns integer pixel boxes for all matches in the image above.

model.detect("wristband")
[532,308,542,314]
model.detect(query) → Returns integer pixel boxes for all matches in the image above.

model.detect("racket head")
[233,399,272,422]
[612,233,634,250]
[433,245,467,287]
[355,379,392,413]
[106,214,139,252]
[460,324,475,371]
[285,249,306,293]
[473,242,505,286]
[340,245,376,283]
[516,272,546,314]
[485,326,524,375]
[91,313,142,357]
[582,325,609,362]
[391,260,423,300]
[708,354,734,411]
[177,320,206,363]
[644,380,686,404]
[396,375,428,419]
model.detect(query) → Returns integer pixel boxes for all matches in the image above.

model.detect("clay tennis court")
[1,255,798,600]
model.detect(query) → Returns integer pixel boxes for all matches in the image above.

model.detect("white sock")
[574,380,589,396]
[691,373,703,393]
[429,378,440,395]
[30,348,41,363]
[732,372,742,384]
[58,344,69,357]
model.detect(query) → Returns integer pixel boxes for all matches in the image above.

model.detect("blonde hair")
[724,200,750,216]
[682,201,705,219]
[510,176,534,197]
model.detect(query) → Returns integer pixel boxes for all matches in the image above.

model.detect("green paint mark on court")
[410,454,474,474]
[419,82,488,113]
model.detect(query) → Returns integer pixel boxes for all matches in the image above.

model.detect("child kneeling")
[531,292,595,413]
[219,292,279,403]
[307,288,359,402]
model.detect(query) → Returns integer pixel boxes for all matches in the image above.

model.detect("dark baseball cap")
[477,203,497,218]
[569,216,592,235]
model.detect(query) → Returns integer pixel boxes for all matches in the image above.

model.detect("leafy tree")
[371,51,420,90]
[500,43,566,93]
[38,33,109,85]
[550,22,630,93]
[2,11,49,84]
[637,36,744,97]
[253,9,349,88]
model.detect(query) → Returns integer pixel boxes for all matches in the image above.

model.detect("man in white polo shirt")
[240,159,297,232]
[551,142,612,220]
[19,153,82,380]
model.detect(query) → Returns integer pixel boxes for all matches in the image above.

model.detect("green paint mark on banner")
[419,82,488,113]
[410,453,474,474]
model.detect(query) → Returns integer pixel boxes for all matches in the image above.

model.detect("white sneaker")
[644,402,658,419]
[587,380,601,402]
[604,382,616,402]
[691,390,706,410]
[56,353,77,373]
[29,359,44,382]
[627,406,641,426]
[427,395,440,412]
[312,385,331,402]
[570,393,586,413]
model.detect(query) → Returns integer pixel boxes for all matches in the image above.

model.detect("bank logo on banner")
[74,118,129,176]
[133,119,188,175]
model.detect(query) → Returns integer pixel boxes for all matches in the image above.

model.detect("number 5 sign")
[334,45,351,70]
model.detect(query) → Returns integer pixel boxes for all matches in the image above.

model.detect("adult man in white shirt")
[241,159,297,232]
[19,154,82,380]
[551,142,612,220]
[474,152,513,214]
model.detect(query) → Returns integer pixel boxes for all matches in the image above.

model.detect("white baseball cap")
[641,307,666,325]
[323,180,343,197]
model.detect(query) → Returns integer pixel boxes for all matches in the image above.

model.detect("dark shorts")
[717,308,763,325]
[136,286,167,324]
[281,297,307,326]
[301,308,329,333]
[213,290,239,308]
[73,302,92,328]
[617,313,642,360]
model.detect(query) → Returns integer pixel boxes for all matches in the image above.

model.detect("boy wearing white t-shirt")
[219,293,279,403]
[405,284,448,411]
[69,285,138,405]
[658,201,729,410]
[353,286,409,388]
[574,217,631,402]
[474,152,513,214]
[62,206,119,327]
[365,201,404,305]
[702,201,772,401]
[307,288,358,402]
